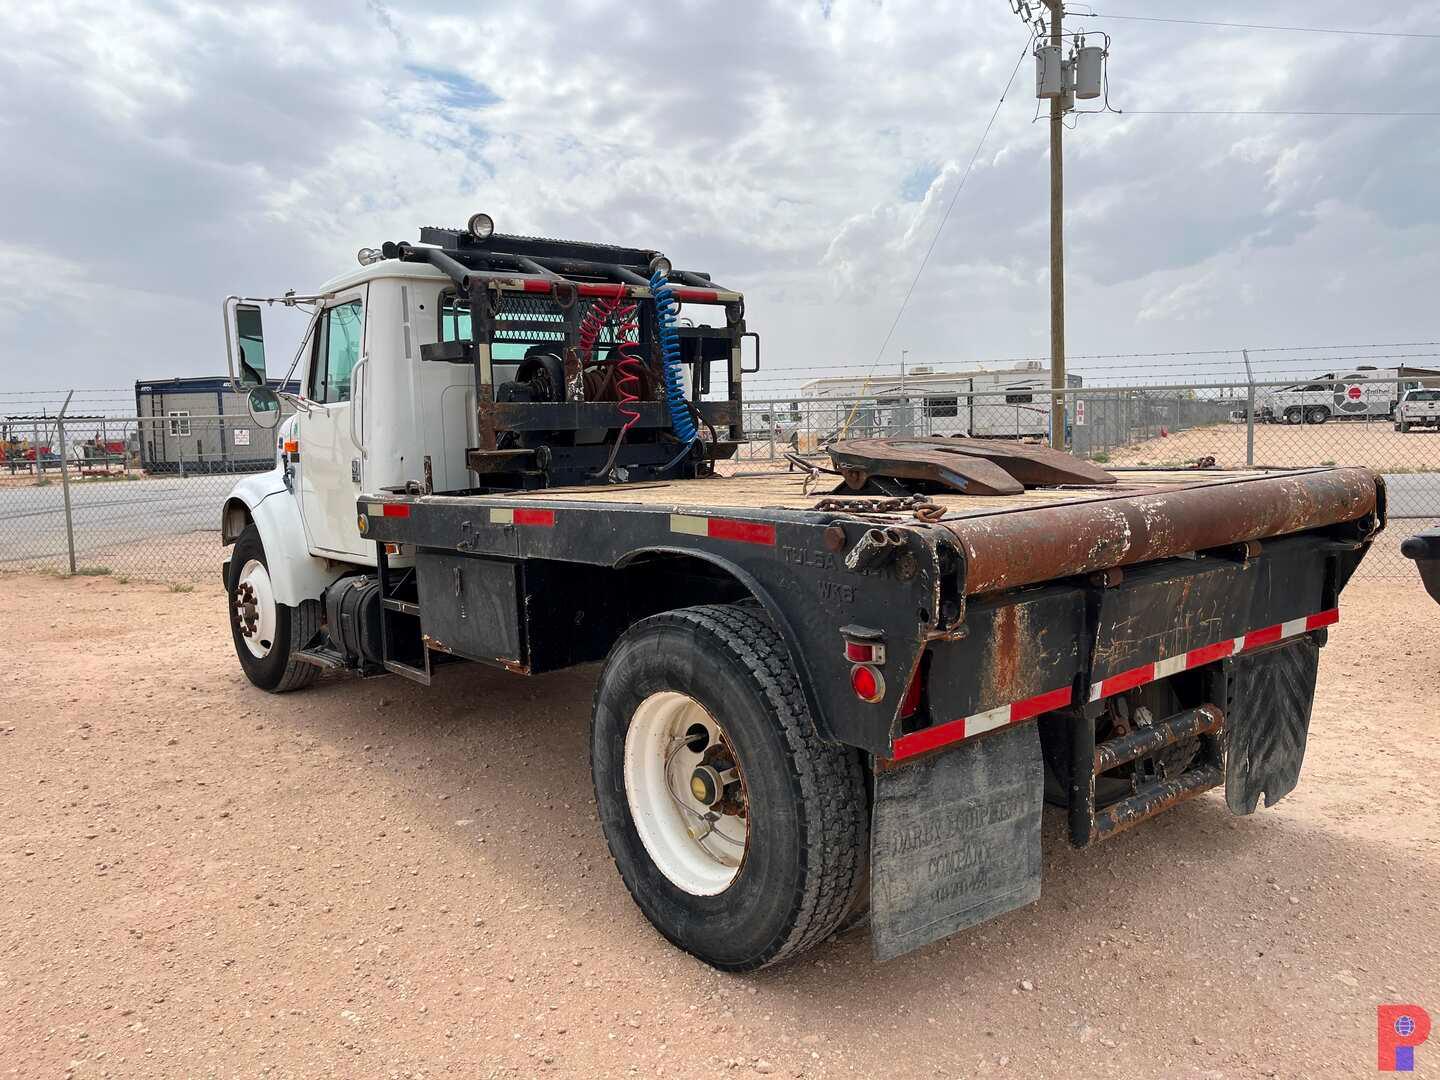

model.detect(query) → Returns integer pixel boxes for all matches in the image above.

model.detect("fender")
[612,544,842,748]
[221,468,352,606]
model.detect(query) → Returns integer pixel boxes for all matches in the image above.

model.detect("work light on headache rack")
[390,220,754,492]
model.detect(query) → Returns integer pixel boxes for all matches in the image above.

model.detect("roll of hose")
[649,268,699,445]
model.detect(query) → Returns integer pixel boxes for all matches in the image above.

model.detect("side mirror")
[247,386,282,429]
[234,304,267,386]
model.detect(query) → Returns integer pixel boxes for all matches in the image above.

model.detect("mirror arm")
[274,303,326,414]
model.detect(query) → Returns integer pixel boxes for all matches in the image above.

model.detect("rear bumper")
[910,530,1353,760]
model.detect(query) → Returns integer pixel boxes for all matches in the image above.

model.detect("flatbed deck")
[372,465,1380,600]
[471,467,1276,516]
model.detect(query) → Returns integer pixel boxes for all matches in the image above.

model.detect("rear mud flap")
[870,725,1044,962]
[1224,638,1319,815]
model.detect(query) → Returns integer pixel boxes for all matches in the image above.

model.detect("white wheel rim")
[623,692,748,896]
[234,558,277,660]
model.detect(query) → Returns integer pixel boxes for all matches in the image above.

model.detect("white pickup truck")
[1395,388,1440,432]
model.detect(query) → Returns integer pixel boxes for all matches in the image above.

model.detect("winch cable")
[834,35,1032,441]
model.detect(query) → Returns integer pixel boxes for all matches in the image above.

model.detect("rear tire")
[591,604,868,971]
[1305,407,1329,425]
[227,525,319,693]
[1284,408,1303,425]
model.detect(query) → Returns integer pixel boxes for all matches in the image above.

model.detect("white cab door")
[298,289,372,561]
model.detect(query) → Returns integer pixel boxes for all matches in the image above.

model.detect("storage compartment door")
[415,550,525,668]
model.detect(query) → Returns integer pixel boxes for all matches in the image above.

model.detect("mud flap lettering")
[1224,638,1319,815]
[870,725,1044,962]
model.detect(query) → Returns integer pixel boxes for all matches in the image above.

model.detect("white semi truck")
[219,220,1384,970]
[1257,367,1436,425]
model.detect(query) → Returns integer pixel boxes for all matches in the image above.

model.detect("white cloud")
[1,0,1438,397]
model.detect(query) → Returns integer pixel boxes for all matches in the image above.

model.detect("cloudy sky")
[3,0,1440,404]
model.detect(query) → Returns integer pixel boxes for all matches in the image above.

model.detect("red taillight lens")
[850,663,885,703]
[900,663,923,718]
[844,640,875,663]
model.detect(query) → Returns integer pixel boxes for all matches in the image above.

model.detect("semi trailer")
[220,220,1383,970]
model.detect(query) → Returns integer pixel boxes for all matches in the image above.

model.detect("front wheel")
[227,524,319,693]
[591,605,868,971]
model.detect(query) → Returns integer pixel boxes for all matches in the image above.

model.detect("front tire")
[591,605,868,971]
[227,524,319,693]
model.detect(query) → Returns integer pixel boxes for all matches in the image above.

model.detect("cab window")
[440,291,472,343]
[310,300,363,404]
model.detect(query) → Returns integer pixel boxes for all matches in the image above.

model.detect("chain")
[812,494,934,515]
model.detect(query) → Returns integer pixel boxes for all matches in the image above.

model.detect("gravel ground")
[2,573,1437,1080]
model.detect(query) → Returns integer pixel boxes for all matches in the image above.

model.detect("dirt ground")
[1103,421,1440,472]
[2,573,1437,1080]
[724,420,1440,474]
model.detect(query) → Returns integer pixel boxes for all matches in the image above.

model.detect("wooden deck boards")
[478,468,1257,519]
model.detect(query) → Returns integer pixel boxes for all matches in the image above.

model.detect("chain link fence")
[2,380,1434,583]
[735,379,1439,578]
[1,407,285,584]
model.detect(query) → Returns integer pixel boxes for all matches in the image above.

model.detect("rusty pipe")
[940,467,1380,596]
[1094,704,1224,773]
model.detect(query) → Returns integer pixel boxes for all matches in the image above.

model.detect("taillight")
[850,663,885,703]
[899,662,924,718]
[844,639,886,663]
[840,625,886,665]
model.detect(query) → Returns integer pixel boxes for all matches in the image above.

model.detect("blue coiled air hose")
[649,268,699,449]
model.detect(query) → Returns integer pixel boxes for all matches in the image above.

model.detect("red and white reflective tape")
[365,501,410,518]
[490,507,555,528]
[1087,607,1338,704]
[891,686,1073,762]
[669,513,775,546]
[889,606,1339,762]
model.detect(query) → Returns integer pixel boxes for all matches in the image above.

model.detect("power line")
[1082,12,1440,41]
[1122,109,1440,118]
[743,349,1440,388]
[742,342,1440,375]
[833,35,1033,437]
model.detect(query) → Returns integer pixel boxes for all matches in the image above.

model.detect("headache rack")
[381,227,755,491]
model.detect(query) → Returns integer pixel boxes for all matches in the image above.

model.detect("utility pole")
[901,349,908,392]
[1014,0,1105,447]
[1046,0,1066,449]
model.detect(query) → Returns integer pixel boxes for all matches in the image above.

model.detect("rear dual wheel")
[591,605,868,971]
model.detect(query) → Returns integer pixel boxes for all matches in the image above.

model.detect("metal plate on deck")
[1224,638,1319,814]
[870,725,1044,961]
[829,437,1117,496]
